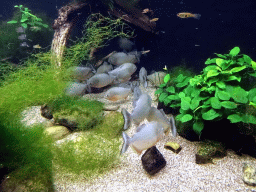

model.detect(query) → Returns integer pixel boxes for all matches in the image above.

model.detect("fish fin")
[144,79,148,88]
[132,87,142,107]
[159,109,166,116]
[86,83,92,93]
[193,14,201,20]
[131,144,142,155]
[121,108,131,130]
[121,132,130,154]
[170,115,177,137]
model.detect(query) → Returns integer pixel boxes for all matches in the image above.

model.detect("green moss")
[198,140,226,156]
[52,131,122,181]
[94,111,124,139]
[48,96,105,131]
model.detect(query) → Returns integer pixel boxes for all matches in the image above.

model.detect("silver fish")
[20,42,29,47]
[86,73,115,92]
[118,37,135,52]
[18,34,27,40]
[121,121,164,155]
[108,63,137,84]
[96,61,113,74]
[65,82,87,97]
[147,107,177,137]
[139,67,147,88]
[16,26,25,33]
[147,71,167,86]
[108,52,139,65]
[68,66,94,82]
[121,93,152,130]
[105,87,131,101]
[132,86,142,108]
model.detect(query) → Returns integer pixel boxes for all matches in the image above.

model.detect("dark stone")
[40,104,53,119]
[141,146,166,175]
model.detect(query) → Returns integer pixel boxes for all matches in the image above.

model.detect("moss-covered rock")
[196,140,227,164]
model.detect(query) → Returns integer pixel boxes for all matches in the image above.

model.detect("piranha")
[65,82,88,97]
[108,52,138,65]
[96,61,113,74]
[177,12,201,20]
[68,66,94,82]
[121,93,152,130]
[86,73,115,93]
[147,107,177,137]
[121,121,165,155]
[118,37,135,52]
[108,63,137,84]
[139,67,147,88]
[105,87,131,101]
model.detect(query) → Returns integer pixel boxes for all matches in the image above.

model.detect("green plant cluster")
[63,13,134,67]
[156,47,256,136]
[7,5,49,31]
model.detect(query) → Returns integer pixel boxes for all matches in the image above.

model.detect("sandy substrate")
[53,84,256,192]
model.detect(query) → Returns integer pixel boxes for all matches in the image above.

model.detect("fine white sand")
[53,84,256,192]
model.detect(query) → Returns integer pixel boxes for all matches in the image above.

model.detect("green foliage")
[63,13,134,67]
[0,111,54,191]
[7,5,49,31]
[156,47,256,136]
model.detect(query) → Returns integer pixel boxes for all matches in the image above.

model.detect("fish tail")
[121,108,131,130]
[193,14,201,20]
[121,132,130,154]
[85,83,92,93]
[170,115,177,137]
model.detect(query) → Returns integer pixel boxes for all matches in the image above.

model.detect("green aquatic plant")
[156,47,256,137]
[7,5,49,31]
[62,13,134,67]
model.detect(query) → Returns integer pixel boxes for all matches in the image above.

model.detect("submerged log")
[51,1,87,67]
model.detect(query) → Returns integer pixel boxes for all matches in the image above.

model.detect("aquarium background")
[1,0,256,73]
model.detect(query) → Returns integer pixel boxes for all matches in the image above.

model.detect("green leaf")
[225,75,241,82]
[251,60,256,70]
[191,88,201,97]
[159,83,166,88]
[193,121,204,136]
[205,58,216,64]
[155,88,164,95]
[248,88,256,101]
[7,20,18,24]
[176,77,191,87]
[230,66,247,73]
[166,86,175,93]
[242,115,256,124]
[163,97,172,106]
[207,70,219,78]
[216,81,226,89]
[159,93,168,102]
[227,114,243,123]
[179,92,185,98]
[167,94,180,101]
[221,101,237,109]
[190,97,200,110]
[215,53,227,59]
[216,58,225,67]
[243,55,252,64]
[181,97,191,110]
[176,74,186,83]
[164,74,170,83]
[204,65,221,72]
[21,18,28,22]
[231,87,248,103]
[21,23,28,28]
[217,90,231,100]
[211,97,221,109]
[180,114,193,122]
[202,109,220,120]
[229,47,240,56]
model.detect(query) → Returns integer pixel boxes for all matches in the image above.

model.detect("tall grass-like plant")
[156,47,256,136]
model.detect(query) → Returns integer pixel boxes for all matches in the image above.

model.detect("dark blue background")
[1,0,256,73]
